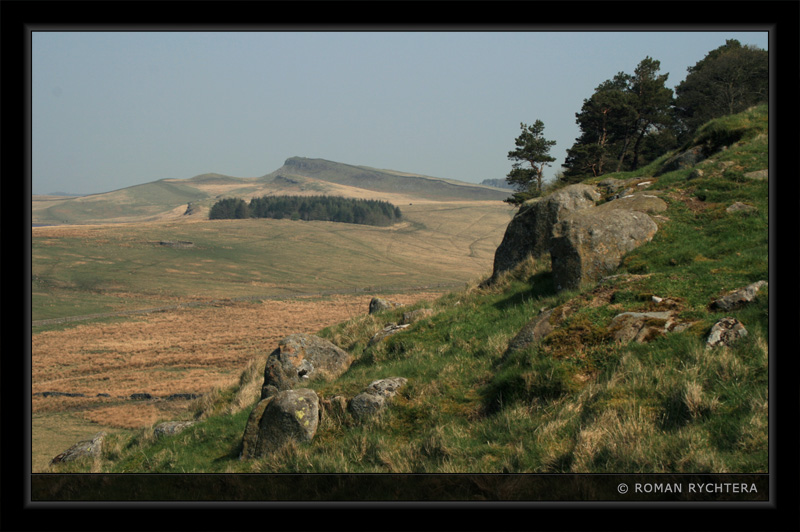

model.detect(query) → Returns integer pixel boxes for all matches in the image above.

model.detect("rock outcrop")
[50,431,107,466]
[607,311,696,344]
[348,377,408,420]
[488,183,665,292]
[261,334,353,399]
[241,388,321,459]
[490,184,601,279]
[369,297,404,314]
[710,281,767,311]
[550,208,658,291]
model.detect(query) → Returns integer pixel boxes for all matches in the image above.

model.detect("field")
[31,199,513,471]
[32,201,513,322]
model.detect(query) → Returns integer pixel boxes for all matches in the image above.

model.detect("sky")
[31,30,769,195]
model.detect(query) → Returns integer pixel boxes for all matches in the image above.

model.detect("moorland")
[31,159,514,472]
[34,105,769,481]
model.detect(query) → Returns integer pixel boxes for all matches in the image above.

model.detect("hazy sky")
[32,30,769,195]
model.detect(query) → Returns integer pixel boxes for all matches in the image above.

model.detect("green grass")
[32,202,513,322]
[47,106,769,476]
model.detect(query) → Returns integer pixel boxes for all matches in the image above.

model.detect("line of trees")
[503,40,768,204]
[209,195,403,226]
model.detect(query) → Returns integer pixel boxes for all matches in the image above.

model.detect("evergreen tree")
[674,40,768,139]
[561,57,674,182]
[209,195,401,226]
[504,120,556,204]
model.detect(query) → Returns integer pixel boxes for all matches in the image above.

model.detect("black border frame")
[4,1,799,530]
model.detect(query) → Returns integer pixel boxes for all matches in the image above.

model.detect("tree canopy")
[674,40,768,138]
[561,57,675,183]
[504,120,556,204]
[209,195,402,227]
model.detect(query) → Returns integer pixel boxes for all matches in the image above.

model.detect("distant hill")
[479,178,515,190]
[261,157,510,202]
[31,157,509,225]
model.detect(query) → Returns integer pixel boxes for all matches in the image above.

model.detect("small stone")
[706,317,748,348]
[710,281,767,311]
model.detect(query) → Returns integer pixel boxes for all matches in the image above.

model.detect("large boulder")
[550,208,658,291]
[261,334,353,399]
[490,184,601,279]
[241,388,321,459]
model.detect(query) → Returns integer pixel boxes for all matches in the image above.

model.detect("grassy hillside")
[44,105,769,479]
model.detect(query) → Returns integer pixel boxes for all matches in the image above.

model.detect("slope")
[43,105,769,483]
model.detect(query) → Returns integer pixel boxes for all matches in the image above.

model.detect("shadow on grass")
[491,271,557,312]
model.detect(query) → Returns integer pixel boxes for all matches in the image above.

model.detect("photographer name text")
[633,482,758,494]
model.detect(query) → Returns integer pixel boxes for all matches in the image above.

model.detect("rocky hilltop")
[262,157,510,201]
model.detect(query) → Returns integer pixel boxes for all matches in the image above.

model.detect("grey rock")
[550,208,658,291]
[50,431,107,466]
[130,393,152,401]
[743,169,768,180]
[364,377,408,399]
[348,377,408,420]
[369,297,404,314]
[36,391,86,398]
[726,202,757,214]
[348,392,386,420]
[706,317,748,348]
[597,177,634,194]
[609,311,675,344]
[490,184,600,280]
[261,334,353,399]
[710,281,767,311]
[241,388,321,459]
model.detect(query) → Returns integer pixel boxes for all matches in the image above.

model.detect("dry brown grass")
[31,291,442,470]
